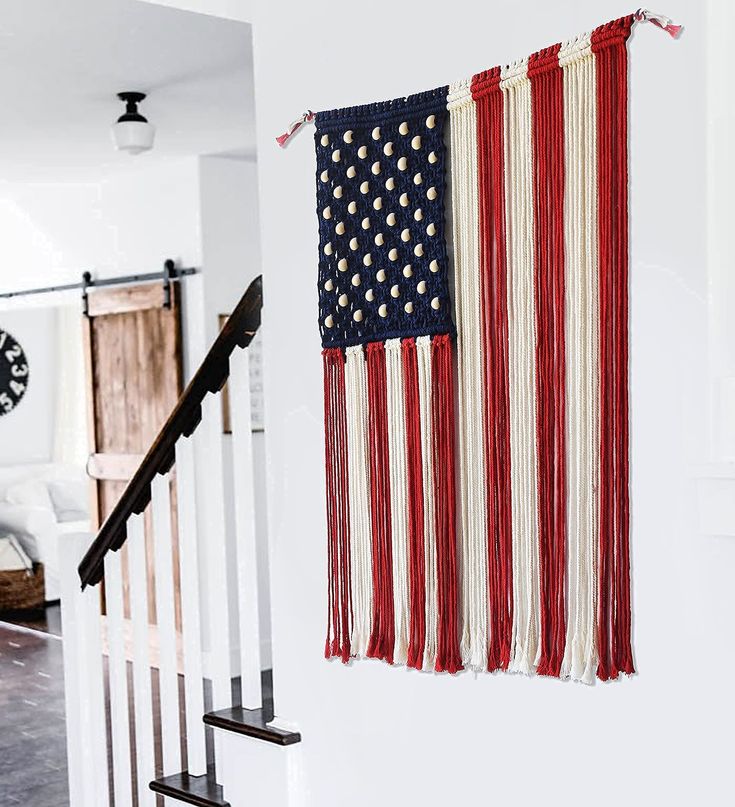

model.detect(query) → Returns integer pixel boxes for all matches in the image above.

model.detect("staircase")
[60,276,301,807]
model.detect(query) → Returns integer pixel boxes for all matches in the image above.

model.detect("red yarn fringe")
[322,348,351,663]
[530,45,567,678]
[432,334,462,673]
[472,68,514,672]
[365,341,395,664]
[402,338,427,670]
[593,18,635,680]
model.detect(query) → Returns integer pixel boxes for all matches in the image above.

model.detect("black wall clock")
[0,329,29,416]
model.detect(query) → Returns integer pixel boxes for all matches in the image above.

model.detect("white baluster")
[104,546,133,806]
[175,436,207,775]
[195,393,234,710]
[59,533,90,807]
[151,473,183,774]
[127,513,157,805]
[229,346,263,709]
[80,565,111,807]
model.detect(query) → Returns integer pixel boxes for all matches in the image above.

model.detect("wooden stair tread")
[150,772,229,807]
[204,706,301,746]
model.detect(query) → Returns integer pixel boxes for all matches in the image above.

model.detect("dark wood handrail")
[78,274,263,589]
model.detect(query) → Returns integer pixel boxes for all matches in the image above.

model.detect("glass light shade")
[111,120,155,155]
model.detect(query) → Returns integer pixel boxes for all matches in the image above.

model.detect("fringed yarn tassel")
[502,60,541,675]
[592,16,634,680]
[323,348,351,662]
[473,67,514,673]
[316,14,639,683]
[611,25,634,678]
[559,35,599,683]
[366,342,395,664]
[595,21,616,684]
[345,346,373,657]
[432,334,462,673]
[530,46,567,679]
[403,338,427,670]
[416,336,438,672]
[385,339,410,666]
[448,79,489,672]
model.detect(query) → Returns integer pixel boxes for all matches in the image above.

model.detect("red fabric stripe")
[472,67,513,672]
[365,341,395,664]
[529,45,567,677]
[592,16,634,680]
[322,348,351,662]
[402,338,426,670]
[431,334,462,673]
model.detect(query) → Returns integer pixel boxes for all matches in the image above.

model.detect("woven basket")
[0,563,45,612]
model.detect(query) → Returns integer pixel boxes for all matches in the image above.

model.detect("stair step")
[204,706,301,746]
[150,772,229,807]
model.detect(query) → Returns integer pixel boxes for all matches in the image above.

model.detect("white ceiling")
[0,0,255,182]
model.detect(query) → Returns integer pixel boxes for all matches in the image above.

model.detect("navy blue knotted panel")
[315,87,453,348]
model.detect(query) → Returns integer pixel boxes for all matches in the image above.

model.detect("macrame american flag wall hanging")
[303,9,679,683]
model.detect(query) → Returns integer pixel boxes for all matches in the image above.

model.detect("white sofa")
[0,463,91,602]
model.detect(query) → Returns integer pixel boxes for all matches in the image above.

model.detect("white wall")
[198,155,262,340]
[0,158,205,394]
[16,0,724,803]
[140,0,252,22]
[197,154,273,667]
[706,1,735,462]
[241,2,730,805]
[0,158,202,300]
[97,159,203,281]
[0,307,57,465]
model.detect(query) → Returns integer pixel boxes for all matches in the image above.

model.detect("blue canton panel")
[315,87,453,348]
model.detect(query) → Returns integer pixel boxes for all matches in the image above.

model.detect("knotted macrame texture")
[316,13,634,683]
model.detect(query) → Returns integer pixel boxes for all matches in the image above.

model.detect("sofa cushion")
[47,478,88,523]
[0,503,56,563]
[0,535,33,572]
[4,479,54,512]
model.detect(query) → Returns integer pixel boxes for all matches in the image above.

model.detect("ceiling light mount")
[116,91,148,123]
[112,91,155,155]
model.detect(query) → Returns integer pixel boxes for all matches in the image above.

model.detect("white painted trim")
[229,346,263,709]
[175,436,208,775]
[151,473,183,774]
[104,549,133,806]
[127,514,158,806]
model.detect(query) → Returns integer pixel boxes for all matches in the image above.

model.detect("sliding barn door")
[83,282,183,621]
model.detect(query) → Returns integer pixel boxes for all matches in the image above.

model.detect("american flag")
[314,13,665,682]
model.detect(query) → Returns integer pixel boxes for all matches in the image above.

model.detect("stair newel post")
[60,531,111,807]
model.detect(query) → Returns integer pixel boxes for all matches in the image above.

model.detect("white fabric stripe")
[448,79,489,671]
[345,345,373,657]
[385,338,410,664]
[416,335,438,670]
[559,38,599,683]
[584,44,600,686]
[501,60,541,675]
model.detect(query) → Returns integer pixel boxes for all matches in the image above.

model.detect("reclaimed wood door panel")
[83,282,183,625]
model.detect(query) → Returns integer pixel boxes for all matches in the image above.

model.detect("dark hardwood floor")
[2,602,63,637]
[0,604,275,807]
[0,615,69,806]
